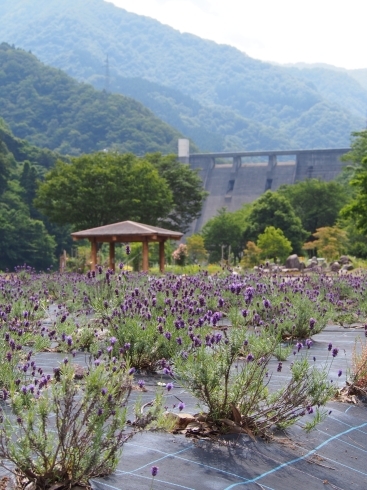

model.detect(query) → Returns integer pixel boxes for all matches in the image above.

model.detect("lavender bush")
[0,359,132,489]
[174,330,336,436]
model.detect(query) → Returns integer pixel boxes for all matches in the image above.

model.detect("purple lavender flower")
[246,353,254,362]
[129,367,136,375]
[306,339,313,349]
[309,318,316,330]
[166,382,173,391]
[338,369,342,377]
[277,362,282,372]
[151,466,159,477]
[263,298,271,309]
[126,245,131,255]
[328,343,332,351]
[296,342,303,352]
[332,348,339,358]
[66,335,73,346]
[138,379,145,388]
[178,402,185,411]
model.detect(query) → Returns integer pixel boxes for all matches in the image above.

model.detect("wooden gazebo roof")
[71,221,183,272]
[71,220,183,242]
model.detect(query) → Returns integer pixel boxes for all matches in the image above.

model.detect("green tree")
[240,241,262,268]
[202,208,243,263]
[278,179,349,236]
[0,192,56,271]
[34,152,173,231]
[303,226,348,261]
[341,156,367,235]
[243,191,308,254]
[186,234,207,263]
[145,153,207,233]
[257,226,292,263]
[341,130,367,167]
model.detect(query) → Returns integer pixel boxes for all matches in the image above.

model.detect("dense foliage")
[145,153,208,233]
[278,179,349,237]
[202,208,244,263]
[243,191,308,255]
[1,0,365,151]
[35,152,206,233]
[0,43,185,156]
[0,118,68,270]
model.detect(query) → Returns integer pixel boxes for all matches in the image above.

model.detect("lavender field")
[0,265,366,489]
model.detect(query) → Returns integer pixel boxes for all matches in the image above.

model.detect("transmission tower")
[104,54,110,93]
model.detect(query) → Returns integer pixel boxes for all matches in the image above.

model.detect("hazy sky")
[109,0,366,70]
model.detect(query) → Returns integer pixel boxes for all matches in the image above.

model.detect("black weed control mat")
[1,325,366,489]
[90,325,367,490]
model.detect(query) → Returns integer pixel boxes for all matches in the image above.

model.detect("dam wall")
[182,143,350,233]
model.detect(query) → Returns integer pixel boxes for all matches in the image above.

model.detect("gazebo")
[71,220,183,272]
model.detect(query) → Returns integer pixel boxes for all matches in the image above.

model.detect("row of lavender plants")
[0,264,366,488]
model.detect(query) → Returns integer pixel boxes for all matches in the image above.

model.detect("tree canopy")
[257,226,292,263]
[243,191,308,254]
[35,152,174,231]
[341,156,367,235]
[202,208,243,263]
[145,154,208,233]
[278,179,349,236]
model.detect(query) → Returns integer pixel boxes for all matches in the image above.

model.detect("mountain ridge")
[1,0,365,151]
[0,43,187,156]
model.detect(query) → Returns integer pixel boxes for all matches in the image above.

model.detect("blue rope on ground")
[223,422,367,489]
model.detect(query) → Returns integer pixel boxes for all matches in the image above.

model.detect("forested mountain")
[283,64,367,120]
[0,0,365,151]
[0,43,185,156]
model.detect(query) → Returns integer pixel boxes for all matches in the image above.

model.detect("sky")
[109,0,366,70]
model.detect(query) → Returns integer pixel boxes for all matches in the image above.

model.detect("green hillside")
[0,0,364,150]
[284,64,367,120]
[0,43,185,156]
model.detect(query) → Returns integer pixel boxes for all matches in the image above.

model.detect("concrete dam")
[178,140,350,233]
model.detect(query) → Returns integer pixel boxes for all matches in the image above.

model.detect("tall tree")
[145,153,207,233]
[341,156,367,235]
[202,208,243,263]
[257,226,292,263]
[35,152,173,231]
[243,191,308,254]
[278,179,349,236]
[341,130,367,166]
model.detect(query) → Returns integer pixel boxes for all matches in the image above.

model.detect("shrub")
[174,329,335,436]
[0,360,132,489]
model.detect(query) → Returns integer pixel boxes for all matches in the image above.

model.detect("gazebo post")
[159,240,165,273]
[109,242,115,271]
[142,240,149,272]
[90,239,97,271]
